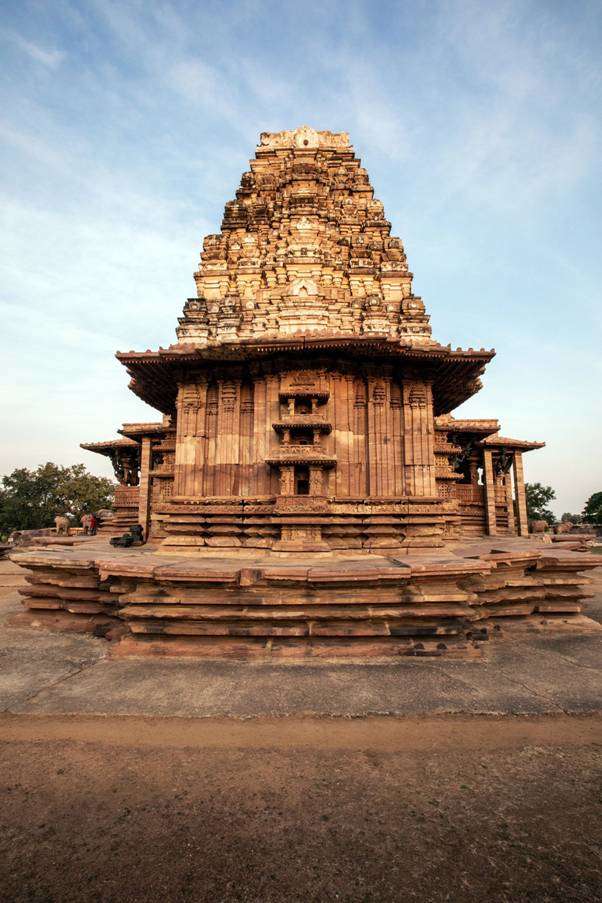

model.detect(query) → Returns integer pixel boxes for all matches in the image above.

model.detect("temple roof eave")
[479,435,545,452]
[80,438,139,457]
[435,416,500,436]
[118,421,167,439]
[116,340,495,417]
[115,337,495,363]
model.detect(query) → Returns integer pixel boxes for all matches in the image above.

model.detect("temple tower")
[114,127,497,554]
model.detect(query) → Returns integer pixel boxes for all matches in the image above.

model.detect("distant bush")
[0,463,115,538]
[560,512,583,525]
[583,491,602,526]
[525,482,556,525]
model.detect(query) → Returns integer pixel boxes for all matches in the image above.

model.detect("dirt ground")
[1,553,601,902]
[1,715,601,903]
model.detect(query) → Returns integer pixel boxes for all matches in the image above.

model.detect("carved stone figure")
[54,515,70,535]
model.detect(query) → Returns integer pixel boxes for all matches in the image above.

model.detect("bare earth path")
[1,557,601,902]
[1,713,601,903]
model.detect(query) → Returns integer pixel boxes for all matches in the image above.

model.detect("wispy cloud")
[0,120,69,169]
[2,29,65,67]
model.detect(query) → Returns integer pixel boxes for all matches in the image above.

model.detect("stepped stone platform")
[10,537,600,660]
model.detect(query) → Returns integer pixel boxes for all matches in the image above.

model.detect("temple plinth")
[12,127,599,659]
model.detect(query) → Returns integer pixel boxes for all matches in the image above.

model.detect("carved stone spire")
[176,127,433,346]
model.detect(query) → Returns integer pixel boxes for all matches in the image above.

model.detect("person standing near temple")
[89,512,97,536]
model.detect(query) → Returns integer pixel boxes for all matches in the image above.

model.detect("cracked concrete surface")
[1,559,601,718]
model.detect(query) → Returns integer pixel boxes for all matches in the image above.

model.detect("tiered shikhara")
[15,128,597,659]
[84,127,543,552]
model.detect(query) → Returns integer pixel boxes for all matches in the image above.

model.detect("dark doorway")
[294,465,310,495]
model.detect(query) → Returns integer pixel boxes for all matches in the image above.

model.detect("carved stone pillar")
[266,374,280,495]
[504,468,516,534]
[390,380,404,497]
[251,374,268,495]
[238,381,255,497]
[402,379,436,496]
[192,379,208,496]
[469,458,479,485]
[309,466,323,497]
[482,448,497,536]
[215,378,241,496]
[174,382,203,497]
[513,452,529,537]
[137,437,152,539]
[279,466,294,496]
[352,376,368,497]
[366,372,390,497]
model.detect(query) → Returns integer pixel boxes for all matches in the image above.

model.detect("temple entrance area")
[294,465,310,495]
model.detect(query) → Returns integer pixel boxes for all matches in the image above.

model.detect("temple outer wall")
[137,402,538,547]
[170,369,440,504]
[157,366,445,553]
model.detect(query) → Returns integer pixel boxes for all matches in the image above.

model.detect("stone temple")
[14,127,597,658]
[85,126,542,549]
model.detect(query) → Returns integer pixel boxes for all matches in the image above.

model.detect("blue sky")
[1,0,601,516]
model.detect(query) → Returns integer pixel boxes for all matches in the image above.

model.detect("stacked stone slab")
[11,541,598,659]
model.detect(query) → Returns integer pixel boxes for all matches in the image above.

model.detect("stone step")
[0,560,31,588]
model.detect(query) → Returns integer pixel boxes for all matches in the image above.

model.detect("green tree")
[525,482,556,525]
[561,512,583,524]
[0,463,115,537]
[582,491,602,526]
